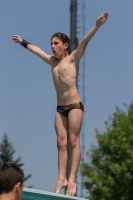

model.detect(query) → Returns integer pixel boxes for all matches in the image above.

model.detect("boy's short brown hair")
[0,164,24,194]
[51,32,69,47]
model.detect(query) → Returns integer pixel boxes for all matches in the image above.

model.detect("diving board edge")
[22,187,86,200]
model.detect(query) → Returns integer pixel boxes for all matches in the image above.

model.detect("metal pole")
[65,0,78,196]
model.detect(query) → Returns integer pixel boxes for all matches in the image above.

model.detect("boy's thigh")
[68,109,83,136]
[55,112,68,140]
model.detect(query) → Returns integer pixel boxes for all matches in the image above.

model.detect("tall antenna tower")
[66,0,86,197]
[77,0,86,198]
[65,0,78,196]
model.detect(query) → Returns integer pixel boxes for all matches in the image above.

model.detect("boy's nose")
[52,45,55,50]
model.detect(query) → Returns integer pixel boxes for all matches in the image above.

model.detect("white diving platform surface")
[22,188,87,200]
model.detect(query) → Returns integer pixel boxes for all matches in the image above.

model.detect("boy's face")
[51,37,68,57]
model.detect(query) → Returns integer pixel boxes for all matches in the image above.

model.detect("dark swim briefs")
[57,102,84,117]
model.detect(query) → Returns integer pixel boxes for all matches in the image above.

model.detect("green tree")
[0,133,32,184]
[81,102,133,200]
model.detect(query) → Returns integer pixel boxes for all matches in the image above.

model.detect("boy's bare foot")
[66,180,77,196]
[54,179,68,194]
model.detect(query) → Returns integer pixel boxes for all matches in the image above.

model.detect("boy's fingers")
[12,37,17,41]
[13,35,19,37]
[104,12,109,17]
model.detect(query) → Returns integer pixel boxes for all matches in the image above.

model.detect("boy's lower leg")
[66,142,81,196]
[54,145,68,193]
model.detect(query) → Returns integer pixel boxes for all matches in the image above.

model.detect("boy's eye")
[51,42,59,46]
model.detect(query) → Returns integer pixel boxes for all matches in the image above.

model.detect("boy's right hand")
[12,35,23,44]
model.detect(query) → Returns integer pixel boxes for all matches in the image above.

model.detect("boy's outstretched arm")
[12,35,53,65]
[72,12,108,61]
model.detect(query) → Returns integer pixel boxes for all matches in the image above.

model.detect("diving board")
[22,188,86,200]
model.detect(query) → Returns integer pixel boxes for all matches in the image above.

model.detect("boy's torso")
[51,55,81,105]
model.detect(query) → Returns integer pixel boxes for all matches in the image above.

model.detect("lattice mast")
[77,0,86,197]
[65,0,78,196]
[65,0,86,198]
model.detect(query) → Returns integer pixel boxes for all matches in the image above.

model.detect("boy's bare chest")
[52,61,76,78]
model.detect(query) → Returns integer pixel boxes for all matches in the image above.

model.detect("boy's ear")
[64,42,68,50]
[14,182,22,192]
[14,182,23,200]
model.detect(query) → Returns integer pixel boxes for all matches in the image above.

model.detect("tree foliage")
[0,133,32,184]
[81,102,133,200]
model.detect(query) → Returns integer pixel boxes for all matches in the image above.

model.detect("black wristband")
[21,39,30,48]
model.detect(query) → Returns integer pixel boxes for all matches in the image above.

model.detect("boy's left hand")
[96,12,108,27]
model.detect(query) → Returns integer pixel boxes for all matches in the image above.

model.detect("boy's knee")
[57,139,67,150]
[69,138,79,149]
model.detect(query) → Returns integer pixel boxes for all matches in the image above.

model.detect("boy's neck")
[0,192,17,200]
[58,52,68,61]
